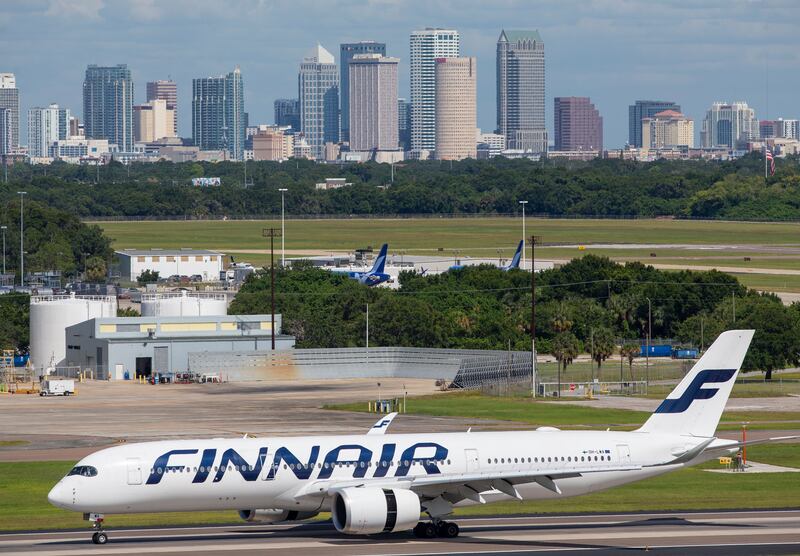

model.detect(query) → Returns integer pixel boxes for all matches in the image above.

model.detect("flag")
[765,147,775,177]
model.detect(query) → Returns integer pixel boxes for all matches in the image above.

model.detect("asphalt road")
[1,510,799,555]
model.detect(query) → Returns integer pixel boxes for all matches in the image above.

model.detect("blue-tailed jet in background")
[337,243,390,286]
[449,240,524,272]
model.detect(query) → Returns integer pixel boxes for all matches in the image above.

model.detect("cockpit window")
[67,465,98,477]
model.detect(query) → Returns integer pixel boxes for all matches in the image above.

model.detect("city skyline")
[0,1,797,148]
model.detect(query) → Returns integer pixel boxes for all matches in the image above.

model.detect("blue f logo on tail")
[654,369,736,414]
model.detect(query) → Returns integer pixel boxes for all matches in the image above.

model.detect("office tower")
[252,127,294,161]
[496,30,546,153]
[700,102,759,149]
[298,44,339,159]
[274,98,300,131]
[434,57,476,160]
[134,99,175,143]
[340,41,386,143]
[348,54,399,152]
[641,110,694,149]
[776,118,799,140]
[553,97,602,152]
[28,104,70,157]
[146,80,177,135]
[192,67,246,160]
[760,120,777,139]
[628,100,680,148]
[0,73,20,151]
[83,64,134,151]
[397,98,411,151]
[0,108,10,155]
[410,28,460,156]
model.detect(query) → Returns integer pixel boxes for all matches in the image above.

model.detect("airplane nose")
[48,482,71,509]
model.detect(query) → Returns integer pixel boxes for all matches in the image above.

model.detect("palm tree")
[550,332,580,397]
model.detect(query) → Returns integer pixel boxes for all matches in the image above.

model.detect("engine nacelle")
[331,487,420,535]
[238,509,318,523]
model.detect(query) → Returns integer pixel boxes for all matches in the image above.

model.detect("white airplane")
[49,329,795,545]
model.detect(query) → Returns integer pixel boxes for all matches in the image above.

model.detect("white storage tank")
[140,291,227,317]
[30,293,117,373]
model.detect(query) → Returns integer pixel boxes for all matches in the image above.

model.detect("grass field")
[97,218,800,254]
[2,445,797,531]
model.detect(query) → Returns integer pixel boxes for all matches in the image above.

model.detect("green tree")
[137,269,160,285]
[590,327,616,379]
[550,332,580,396]
[621,343,640,381]
[85,256,107,282]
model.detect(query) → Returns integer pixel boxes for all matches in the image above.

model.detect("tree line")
[2,153,799,220]
[230,255,800,379]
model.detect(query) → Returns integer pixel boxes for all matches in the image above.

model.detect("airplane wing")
[366,412,398,435]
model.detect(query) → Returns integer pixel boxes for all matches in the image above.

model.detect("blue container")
[13,355,29,367]
[673,349,699,359]
[640,345,672,357]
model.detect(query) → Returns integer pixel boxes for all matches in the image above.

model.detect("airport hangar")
[64,314,294,380]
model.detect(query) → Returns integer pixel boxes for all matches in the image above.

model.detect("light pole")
[519,200,528,270]
[530,235,541,398]
[17,191,26,287]
[262,228,282,350]
[1,225,6,276]
[278,188,288,267]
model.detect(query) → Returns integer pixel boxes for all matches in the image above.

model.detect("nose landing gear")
[85,513,108,544]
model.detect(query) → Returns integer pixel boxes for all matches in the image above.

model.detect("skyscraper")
[348,54,399,152]
[28,104,70,158]
[340,41,386,143]
[298,44,339,159]
[628,100,680,148]
[410,28,460,157]
[146,80,177,136]
[192,67,245,160]
[397,98,411,151]
[435,57,477,161]
[274,98,300,131]
[642,110,694,150]
[134,99,175,143]
[553,97,602,152]
[0,108,11,155]
[496,30,546,153]
[0,73,20,152]
[83,64,134,151]
[701,102,759,149]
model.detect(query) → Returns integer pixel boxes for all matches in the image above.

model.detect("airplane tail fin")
[636,329,754,438]
[506,240,523,270]
[371,244,388,274]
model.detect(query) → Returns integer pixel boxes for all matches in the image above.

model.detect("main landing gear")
[412,520,460,538]
[87,514,108,544]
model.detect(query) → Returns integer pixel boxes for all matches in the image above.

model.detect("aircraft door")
[127,458,143,485]
[464,449,480,472]
[616,444,631,464]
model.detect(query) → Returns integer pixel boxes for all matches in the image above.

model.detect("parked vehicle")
[40,379,75,396]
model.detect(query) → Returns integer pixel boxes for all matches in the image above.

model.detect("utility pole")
[732,292,736,323]
[17,191,26,287]
[530,235,540,398]
[519,200,528,270]
[278,188,288,267]
[262,228,282,350]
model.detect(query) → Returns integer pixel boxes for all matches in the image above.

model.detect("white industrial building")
[30,293,117,373]
[65,314,294,380]
[116,249,224,282]
[140,291,227,317]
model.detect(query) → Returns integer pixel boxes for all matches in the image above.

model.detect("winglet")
[367,412,398,435]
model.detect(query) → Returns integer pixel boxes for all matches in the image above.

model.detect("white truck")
[40,379,75,396]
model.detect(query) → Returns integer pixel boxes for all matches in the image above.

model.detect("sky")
[1,0,798,148]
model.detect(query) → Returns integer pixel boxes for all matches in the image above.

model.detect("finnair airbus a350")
[49,329,794,545]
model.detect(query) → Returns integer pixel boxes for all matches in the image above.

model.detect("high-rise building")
[628,100,681,148]
[434,57,476,160]
[553,97,602,152]
[192,67,246,160]
[340,41,386,143]
[410,28,460,157]
[83,64,134,151]
[274,98,300,131]
[760,120,777,139]
[28,103,70,158]
[69,116,83,137]
[146,80,177,135]
[641,110,694,150]
[0,73,20,151]
[298,44,339,159]
[348,54,399,152]
[397,98,411,151]
[700,102,759,149]
[496,30,546,153]
[776,118,799,140]
[134,99,175,143]
[0,108,11,155]
[252,127,294,161]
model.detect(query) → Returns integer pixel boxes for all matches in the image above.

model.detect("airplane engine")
[331,487,420,535]
[238,509,318,523]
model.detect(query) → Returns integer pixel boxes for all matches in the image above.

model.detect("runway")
[2,510,799,555]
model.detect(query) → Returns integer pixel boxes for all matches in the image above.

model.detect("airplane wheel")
[443,522,459,538]
[92,532,108,545]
